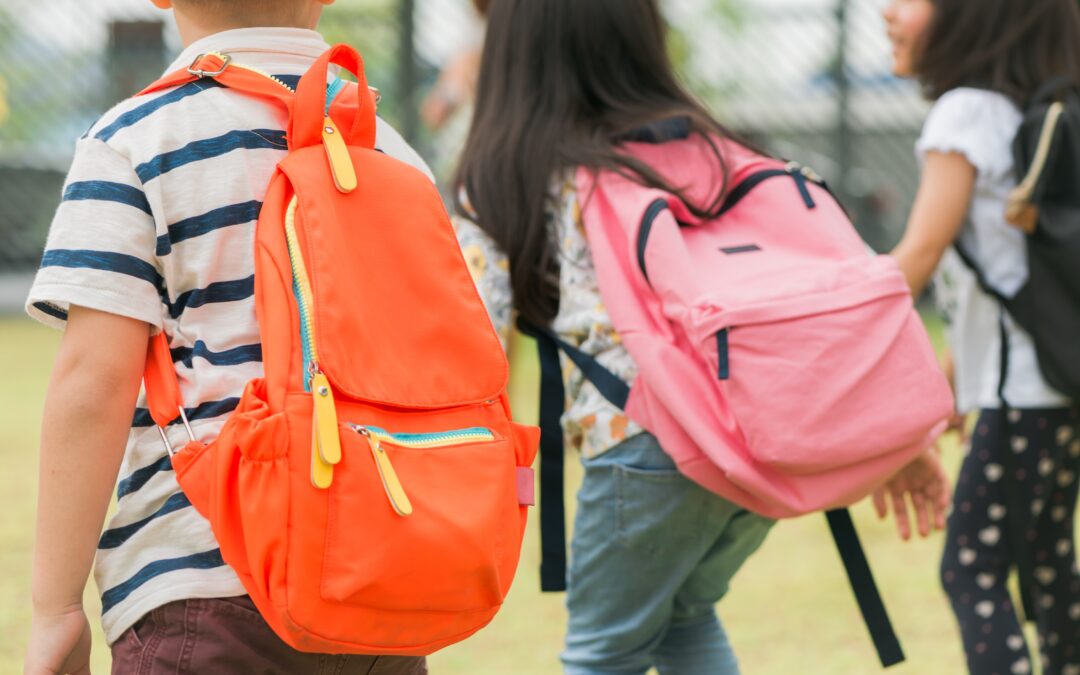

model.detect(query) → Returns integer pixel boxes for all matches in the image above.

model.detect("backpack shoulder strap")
[826,509,906,667]
[516,318,629,592]
[952,243,1009,303]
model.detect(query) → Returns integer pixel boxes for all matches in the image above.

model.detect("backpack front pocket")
[320,422,518,612]
[694,274,948,474]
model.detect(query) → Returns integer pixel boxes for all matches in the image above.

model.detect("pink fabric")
[517,467,535,506]
[577,138,954,518]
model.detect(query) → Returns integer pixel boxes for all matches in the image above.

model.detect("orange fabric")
[142,45,539,655]
[144,333,183,428]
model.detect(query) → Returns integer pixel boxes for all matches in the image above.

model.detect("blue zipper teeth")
[349,425,495,448]
[325,76,346,115]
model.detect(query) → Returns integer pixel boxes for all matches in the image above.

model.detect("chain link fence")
[0,0,925,278]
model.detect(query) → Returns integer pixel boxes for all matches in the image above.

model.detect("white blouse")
[917,87,1071,411]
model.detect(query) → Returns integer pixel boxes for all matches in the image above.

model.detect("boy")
[23,1,429,673]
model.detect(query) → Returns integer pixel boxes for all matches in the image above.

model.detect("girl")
[453,3,769,673]
[455,1,943,672]
[884,1,1080,672]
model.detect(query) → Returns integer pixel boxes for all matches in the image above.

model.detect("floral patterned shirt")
[454,179,644,459]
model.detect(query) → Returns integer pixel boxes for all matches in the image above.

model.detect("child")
[883,0,1080,672]
[454,1,945,672]
[23,1,429,673]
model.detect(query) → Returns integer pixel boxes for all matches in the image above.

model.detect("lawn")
[0,315,1053,674]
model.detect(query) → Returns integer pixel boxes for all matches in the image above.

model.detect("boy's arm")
[26,306,149,675]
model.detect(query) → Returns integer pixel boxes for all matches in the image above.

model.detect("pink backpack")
[523,127,954,667]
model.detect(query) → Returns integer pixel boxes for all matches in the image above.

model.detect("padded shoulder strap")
[140,53,296,112]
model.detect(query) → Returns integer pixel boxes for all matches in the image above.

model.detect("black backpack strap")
[948,247,1038,620]
[517,318,572,591]
[517,319,904,667]
[517,318,631,593]
[1031,75,1076,105]
[952,243,1009,304]
[826,509,905,667]
[519,320,630,410]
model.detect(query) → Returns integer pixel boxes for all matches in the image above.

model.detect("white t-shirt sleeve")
[916,88,1020,182]
[25,137,164,331]
[375,117,435,183]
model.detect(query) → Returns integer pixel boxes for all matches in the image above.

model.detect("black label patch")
[720,244,762,255]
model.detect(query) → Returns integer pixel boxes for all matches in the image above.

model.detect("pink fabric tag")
[517,467,535,506]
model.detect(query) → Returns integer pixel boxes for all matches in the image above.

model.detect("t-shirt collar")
[166,27,330,76]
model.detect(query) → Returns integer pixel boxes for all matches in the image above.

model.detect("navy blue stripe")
[32,302,69,321]
[132,397,240,428]
[171,341,263,368]
[62,181,152,216]
[135,130,287,183]
[95,80,225,142]
[98,493,192,550]
[41,250,162,289]
[117,456,173,499]
[156,201,262,256]
[167,275,254,319]
[277,74,301,90]
[101,549,226,614]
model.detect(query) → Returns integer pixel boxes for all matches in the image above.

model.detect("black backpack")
[955,79,1080,401]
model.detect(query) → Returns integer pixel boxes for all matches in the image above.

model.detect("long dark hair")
[918,0,1080,105]
[454,0,736,326]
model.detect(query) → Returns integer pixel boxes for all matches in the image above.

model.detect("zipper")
[345,424,496,516]
[717,162,825,216]
[349,424,497,448]
[200,51,355,192]
[716,328,731,380]
[635,162,828,286]
[285,196,342,488]
[200,51,296,92]
[202,53,357,486]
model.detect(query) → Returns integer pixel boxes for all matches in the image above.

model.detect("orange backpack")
[140,45,540,655]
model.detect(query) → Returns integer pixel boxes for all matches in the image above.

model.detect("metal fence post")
[832,0,852,206]
[397,0,419,143]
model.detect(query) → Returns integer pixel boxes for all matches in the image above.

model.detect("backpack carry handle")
[291,44,377,152]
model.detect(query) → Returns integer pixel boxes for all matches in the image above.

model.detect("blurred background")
[0,0,927,285]
[0,0,1004,673]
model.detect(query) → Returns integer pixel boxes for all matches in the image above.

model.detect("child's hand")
[24,606,92,675]
[872,449,951,541]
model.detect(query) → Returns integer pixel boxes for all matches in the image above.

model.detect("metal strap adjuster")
[157,405,196,457]
[187,53,232,78]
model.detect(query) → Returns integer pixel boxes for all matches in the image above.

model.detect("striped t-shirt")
[25,27,433,644]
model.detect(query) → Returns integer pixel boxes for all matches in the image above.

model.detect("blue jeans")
[562,433,773,675]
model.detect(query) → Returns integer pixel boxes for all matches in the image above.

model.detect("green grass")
[0,316,1059,674]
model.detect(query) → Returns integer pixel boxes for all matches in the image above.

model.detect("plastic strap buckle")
[157,405,196,457]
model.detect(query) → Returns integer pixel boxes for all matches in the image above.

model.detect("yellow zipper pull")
[360,429,413,517]
[311,369,342,466]
[311,424,334,489]
[321,117,357,194]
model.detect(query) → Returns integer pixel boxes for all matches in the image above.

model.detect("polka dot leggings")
[941,407,1080,675]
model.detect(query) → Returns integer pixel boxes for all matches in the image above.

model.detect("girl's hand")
[24,606,92,675]
[872,449,952,541]
[940,348,969,444]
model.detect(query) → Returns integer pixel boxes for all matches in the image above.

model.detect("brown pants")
[111,596,429,675]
